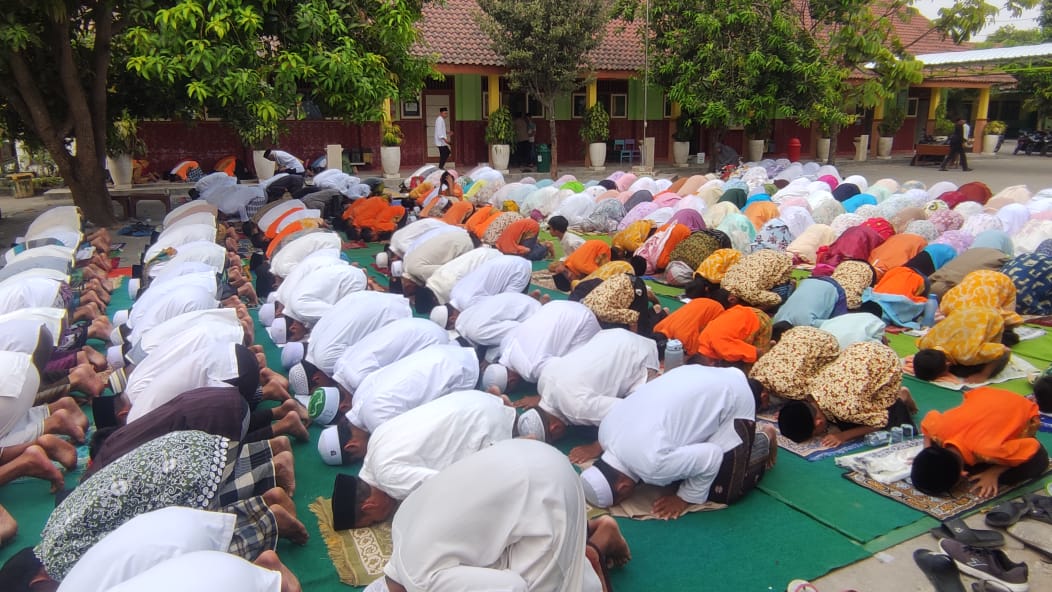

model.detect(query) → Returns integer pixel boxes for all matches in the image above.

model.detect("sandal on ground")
[985,498,1032,528]
[786,579,819,592]
[1024,493,1052,525]
[930,518,1005,548]
[913,549,966,592]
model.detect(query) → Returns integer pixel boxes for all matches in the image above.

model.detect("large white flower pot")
[877,136,894,159]
[381,146,401,178]
[747,139,765,162]
[106,153,133,188]
[490,144,511,173]
[816,138,831,162]
[588,142,607,170]
[673,141,690,167]
[983,134,999,156]
[252,150,275,181]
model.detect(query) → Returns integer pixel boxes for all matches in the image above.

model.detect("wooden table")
[910,144,950,166]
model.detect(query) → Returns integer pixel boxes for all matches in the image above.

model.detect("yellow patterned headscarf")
[695,248,742,284]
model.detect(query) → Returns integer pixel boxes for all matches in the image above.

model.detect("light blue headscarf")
[971,230,1014,256]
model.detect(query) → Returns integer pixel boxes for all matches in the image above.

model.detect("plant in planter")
[105,110,147,186]
[580,102,610,169]
[380,121,404,178]
[985,120,1006,136]
[983,120,1006,154]
[672,118,693,166]
[485,106,515,171]
[934,118,955,138]
[744,117,769,162]
[876,105,906,158]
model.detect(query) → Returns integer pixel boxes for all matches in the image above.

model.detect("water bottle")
[664,339,684,372]
[921,294,938,328]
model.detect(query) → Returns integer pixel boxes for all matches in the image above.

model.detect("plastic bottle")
[921,294,938,328]
[664,339,684,372]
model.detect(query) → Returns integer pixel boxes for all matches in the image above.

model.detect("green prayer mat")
[310,497,391,587]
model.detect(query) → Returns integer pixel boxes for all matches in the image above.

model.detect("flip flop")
[786,580,819,592]
[985,498,1031,528]
[913,549,966,592]
[930,518,1005,548]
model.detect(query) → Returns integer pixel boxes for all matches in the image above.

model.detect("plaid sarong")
[224,495,278,559]
[219,440,276,506]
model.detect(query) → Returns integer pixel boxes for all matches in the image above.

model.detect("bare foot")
[759,424,778,469]
[589,515,631,568]
[263,487,297,516]
[273,451,296,497]
[511,395,541,409]
[78,346,108,371]
[262,380,291,402]
[68,364,106,399]
[43,409,86,443]
[569,441,603,465]
[36,435,77,470]
[89,317,114,341]
[254,550,302,592]
[273,413,309,442]
[270,505,309,545]
[585,544,610,592]
[261,368,289,390]
[268,437,292,457]
[0,504,16,546]
[539,293,552,304]
[5,446,64,492]
[529,289,542,300]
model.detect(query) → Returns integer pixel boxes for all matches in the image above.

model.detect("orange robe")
[345,196,387,227]
[745,202,780,231]
[364,205,406,234]
[496,218,540,256]
[696,305,771,364]
[440,200,474,226]
[868,234,927,280]
[656,223,692,271]
[653,298,725,356]
[921,387,1040,466]
[564,240,612,277]
[872,266,928,303]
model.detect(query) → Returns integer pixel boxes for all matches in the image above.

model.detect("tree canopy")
[476,0,611,177]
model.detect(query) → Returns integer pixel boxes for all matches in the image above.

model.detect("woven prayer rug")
[310,497,392,587]
[757,408,866,462]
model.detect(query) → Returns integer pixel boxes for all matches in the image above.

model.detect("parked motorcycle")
[1014,130,1052,156]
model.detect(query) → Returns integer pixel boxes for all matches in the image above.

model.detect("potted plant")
[672,119,693,167]
[380,120,403,178]
[933,118,955,142]
[876,105,906,159]
[983,120,1006,155]
[744,117,769,162]
[106,110,147,187]
[816,121,833,162]
[485,106,515,173]
[580,102,610,170]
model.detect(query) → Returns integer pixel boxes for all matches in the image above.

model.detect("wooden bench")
[111,190,174,220]
[910,144,949,166]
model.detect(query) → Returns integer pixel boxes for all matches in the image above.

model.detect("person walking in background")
[435,107,452,169]
[940,117,973,172]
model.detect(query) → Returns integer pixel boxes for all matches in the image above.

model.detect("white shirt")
[434,115,448,148]
[425,247,502,304]
[359,390,516,500]
[305,291,413,376]
[454,292,542,361]
[332,317,449,393]
[383,439,602,592]
[561,231,585,259]
[0,351,37,440]
[144,223,216,263]
[125,340,240,423]
[498,300,600,383]
[106,551,281,592]
[390,219,447,258]
[538,329,659,427]
[127,284,219,346]
[281,263,367,328]
[346,344,479,433]
[273,249,344,306]
[0,277,62,315]
[598,365,756,504]
[269,149,304,173]
[402,228,474,286]
[448,255,532,312]
[135,308,244,362]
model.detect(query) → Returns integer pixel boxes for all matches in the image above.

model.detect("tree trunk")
[70,153,117,225]
[546,100,558,179]
[706,126,726,174]
[827,124,840,165]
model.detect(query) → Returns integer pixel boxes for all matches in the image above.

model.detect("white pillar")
[326,144,343,171]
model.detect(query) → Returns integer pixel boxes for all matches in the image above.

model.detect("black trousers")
[438,145,451,169]
[941,142,968,170]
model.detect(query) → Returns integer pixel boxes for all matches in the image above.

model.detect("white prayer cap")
[580,466,614,508]
[390,260,404,278]
[109,326,125,346]
[484,347,502,363]
[289,362,310,397]
[281,341,305,370]
[127,279,141,300]
[112,309,130,327]
[106,345,126,370]
[516,409,546,441]
[481,364,508,392]
[375,252,389,270]
[308,387,341,425]
[429,304,449,329]
[317,425,344,466]
[14,236,25,245]
[259,302,276,326]
[267,318,287,345]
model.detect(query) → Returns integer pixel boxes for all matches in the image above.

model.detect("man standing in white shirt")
[434,107,452,169]
[262,149,305,175]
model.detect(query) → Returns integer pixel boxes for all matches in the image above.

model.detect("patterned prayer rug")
[900,354,1040,391]
[530,269,557,291]
[310,497,392,587]
[756,408,866,462]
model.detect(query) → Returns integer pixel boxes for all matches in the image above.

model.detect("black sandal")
[930,518,1005,548]
[985,498,1032,528]
[913,549,966,592]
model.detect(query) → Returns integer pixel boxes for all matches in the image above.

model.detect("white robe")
[346,344,479,433]
[0,276,62,315]
[272,249,344,306]
[144,223,216,263]
[133,308,244,363]
[389,218,447,258]
[125,340,240,423]
[147,241,226,278]
[127,284,219,346]
[448,255,532,312]
[26,206,80,239]
[403,228,474,286]
[268,232,344,279]
[359,390,516,500]
[0,319,47,355]
[498,300,600,382]
[0,351,38,441]
[454,293,542,356]
[332,317,449,393]
[257,199,305,233]
[382,439,601,592]
[424,247,502,304]
[105,551,281,592]
[597,365,755,504]
[281,263,366,327]
[304,291,412,376]
[537,329,659,427]
[58,508,236,592]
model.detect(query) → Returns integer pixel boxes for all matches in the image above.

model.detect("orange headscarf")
[466,206,501,238]
[695,249,742,284]
[696,305,770,364]
[496,218,540,255]
[868,233,927,280]
[564,240,612,276]
[872,266,927,303]
[440,200,474,225]
[745,201,780,231]
[653,298,725,356]
[656,223,692,271]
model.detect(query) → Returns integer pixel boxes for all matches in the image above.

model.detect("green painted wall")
[554,94,573,120]
[455,75,483,121]
[628,79,665,120]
